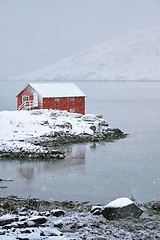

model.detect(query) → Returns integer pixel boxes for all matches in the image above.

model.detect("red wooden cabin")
[17,83,86,114]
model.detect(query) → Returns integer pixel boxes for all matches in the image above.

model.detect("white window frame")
[70,97,75,101]
[22,96,29,102]
[54,98,60,102]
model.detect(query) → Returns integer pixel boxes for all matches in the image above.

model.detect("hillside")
[17,28,160,81]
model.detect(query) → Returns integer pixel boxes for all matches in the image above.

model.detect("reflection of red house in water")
[16,83,86,114]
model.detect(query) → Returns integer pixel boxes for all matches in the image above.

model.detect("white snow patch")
[91,205,102,212]
[0,109,109,154]
[28,216,46,221]
[29,82,86,97]
[105,197,133,208]
[0,237,16,240]
[0,214,15,222]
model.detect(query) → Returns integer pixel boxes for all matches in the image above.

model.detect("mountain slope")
[17,28,160,81]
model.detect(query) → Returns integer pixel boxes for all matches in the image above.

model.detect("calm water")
[0,80,160,204]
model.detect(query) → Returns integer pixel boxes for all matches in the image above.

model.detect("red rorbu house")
[16,83,86,115]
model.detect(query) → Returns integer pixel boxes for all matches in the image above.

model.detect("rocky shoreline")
[0,196,159,239]
[31,127,126,147]
[0,127,126,160]
[0,110,127,159]
[0,148,65,160]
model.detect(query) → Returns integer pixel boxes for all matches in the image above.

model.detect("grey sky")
[0,0,160,79]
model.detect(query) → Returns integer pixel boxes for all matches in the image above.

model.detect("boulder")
[51,209,65,217]
[91,206,102,215]
[40,227,63,237]
[27,216,47,225]
[0,214,17,226]
[53,219,63,228]
[102,197,143,220]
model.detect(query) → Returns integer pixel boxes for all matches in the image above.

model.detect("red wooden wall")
[43,97,85,115]
[17,85,42,110]
[17,85,85,114]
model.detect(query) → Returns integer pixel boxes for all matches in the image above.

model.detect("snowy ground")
[0,109,126,159]
[0,196,159,240]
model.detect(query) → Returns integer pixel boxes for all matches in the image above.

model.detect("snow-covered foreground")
[0,196,159,240]
[15,28,160,81]
[0,109,126,159]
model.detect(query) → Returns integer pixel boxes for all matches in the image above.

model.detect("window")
[70,97,75,101]
[54,98,59,102]
[22,96,29,102]
[70,108,75,113]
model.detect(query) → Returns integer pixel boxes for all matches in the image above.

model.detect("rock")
[90,125,96,132]
[20,229,32,234]
[51,209,65,217]
[91,206,102,215]
[146,201,160,211]
[0,214,17,226]
[0,229,5,235]
[143,200,160,215]
[102,197,143,220]
[40,227,63,236]
[53,219,63,228]
[3,222,18,229]
[2,201,11,209]
[27,215,47,225]
[17,221,28,228]
[26,220,36,227]
[95,114,103,118]
[98,120,108,126]
[82,115,97,122]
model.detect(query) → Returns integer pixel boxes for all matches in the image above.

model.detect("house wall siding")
[17,85,42,110]
[43,97,85,114]
[17,85,85,114]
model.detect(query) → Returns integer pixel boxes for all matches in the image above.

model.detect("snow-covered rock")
[0,109,126,158]
[0,214,17,226]
[90,205,102,215]
[27,215,47,225]
[40,227,63,237]
[102,197,143,220]
[51,209,65,217]
[15,28,160,81]
[105,197,133,208]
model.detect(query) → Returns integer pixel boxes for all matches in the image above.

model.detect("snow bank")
[0,109,126,158]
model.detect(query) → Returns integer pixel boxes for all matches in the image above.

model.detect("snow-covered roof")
[29,83,86,98]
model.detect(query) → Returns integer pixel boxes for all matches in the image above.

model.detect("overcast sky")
[0,0,160,79]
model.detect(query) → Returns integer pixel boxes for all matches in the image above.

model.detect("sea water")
[0,80,160,204]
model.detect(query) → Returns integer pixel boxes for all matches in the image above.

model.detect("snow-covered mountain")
[17,28,160,81]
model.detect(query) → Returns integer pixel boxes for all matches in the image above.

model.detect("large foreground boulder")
[0,214,17,226]
[102,197,143,220]
[27,215,47,225]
